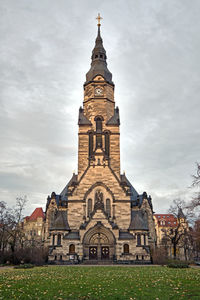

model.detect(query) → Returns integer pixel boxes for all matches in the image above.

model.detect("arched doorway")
[83,223,115,260]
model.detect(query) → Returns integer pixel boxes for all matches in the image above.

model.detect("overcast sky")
[0,0,200,216]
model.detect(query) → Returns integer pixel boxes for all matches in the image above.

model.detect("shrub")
[167,260,189,268]
[14,264,34,269]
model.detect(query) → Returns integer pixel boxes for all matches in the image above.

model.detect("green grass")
[0,266,200,299]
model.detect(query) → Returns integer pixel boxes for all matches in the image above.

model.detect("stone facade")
[44,22,156,264]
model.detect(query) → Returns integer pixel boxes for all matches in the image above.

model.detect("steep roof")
[78,107,92,125]
[85,24,113,85]
[107,107,120,125]
[28,208,44,221]
[154,214,178,227]
[129,210,149,230]
[50,210,70,231]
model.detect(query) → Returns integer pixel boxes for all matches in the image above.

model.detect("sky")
[0,0,200,216]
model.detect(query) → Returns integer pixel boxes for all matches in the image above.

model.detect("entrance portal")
[83,223,115,261]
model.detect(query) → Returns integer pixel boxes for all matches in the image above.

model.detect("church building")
[44,16,156,264]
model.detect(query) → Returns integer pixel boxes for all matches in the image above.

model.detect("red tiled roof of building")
[29,207,44,221]
[154,214,178,227]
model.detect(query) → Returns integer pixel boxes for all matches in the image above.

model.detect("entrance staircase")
[82,260,114,265]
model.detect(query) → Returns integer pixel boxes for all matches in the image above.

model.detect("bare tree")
[162,199,192,259]
[0,201,12,253]
[8,196,27,255]
[189,162,200,211]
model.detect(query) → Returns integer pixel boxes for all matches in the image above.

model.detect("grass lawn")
[0,266,200,299]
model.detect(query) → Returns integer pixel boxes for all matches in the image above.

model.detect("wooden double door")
[89,246,109,260]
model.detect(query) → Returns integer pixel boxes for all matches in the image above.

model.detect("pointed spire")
[85,14,113,85]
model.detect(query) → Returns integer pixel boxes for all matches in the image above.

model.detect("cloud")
[0,0,200,215]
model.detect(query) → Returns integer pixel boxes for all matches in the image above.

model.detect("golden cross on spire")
[96,13,102,26]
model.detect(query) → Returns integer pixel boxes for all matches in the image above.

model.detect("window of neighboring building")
[55,255,57,260]
[69,244,75,254]
[137,234,141,246]
[136,255,139,260]
[142,255,144,260]
[124,244,129,254]
[60,255,62,261]
[57,234,61,246]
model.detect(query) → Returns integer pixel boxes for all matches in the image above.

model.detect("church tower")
[45,15,156,264]
[78,18,119,178]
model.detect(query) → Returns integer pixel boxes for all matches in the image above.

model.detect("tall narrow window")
[88,198,92,217]
[52,234,55,245]
[137,234,141,246]
[57,234,61,246]
[69,244,75,254]
[105,132,110,157]
[124,244,129,254]
[106,198,111,217]
[96,117,102,133]
[96,134,102,148]
[95,116,103,148]
[89,132,93,158]
[143,234,146,246]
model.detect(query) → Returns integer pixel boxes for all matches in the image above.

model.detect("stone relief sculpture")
[94,190,104,210]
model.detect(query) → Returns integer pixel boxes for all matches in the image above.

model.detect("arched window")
[106,198,111,217]
[89,132,93,158]
[105,132,110,157]
[88,198,92,217]
[69,244,75,254]
[124,244,129,254]
[95,116,103,148]
[95,117,102,133]
[137,234,141,246]
[57,234,61,246]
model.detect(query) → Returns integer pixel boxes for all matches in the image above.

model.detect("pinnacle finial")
[96,13,102,26]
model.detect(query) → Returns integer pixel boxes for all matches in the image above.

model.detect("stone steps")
[82,260,114,265]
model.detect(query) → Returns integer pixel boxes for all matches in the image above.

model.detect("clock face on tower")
[95,87,103,96]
